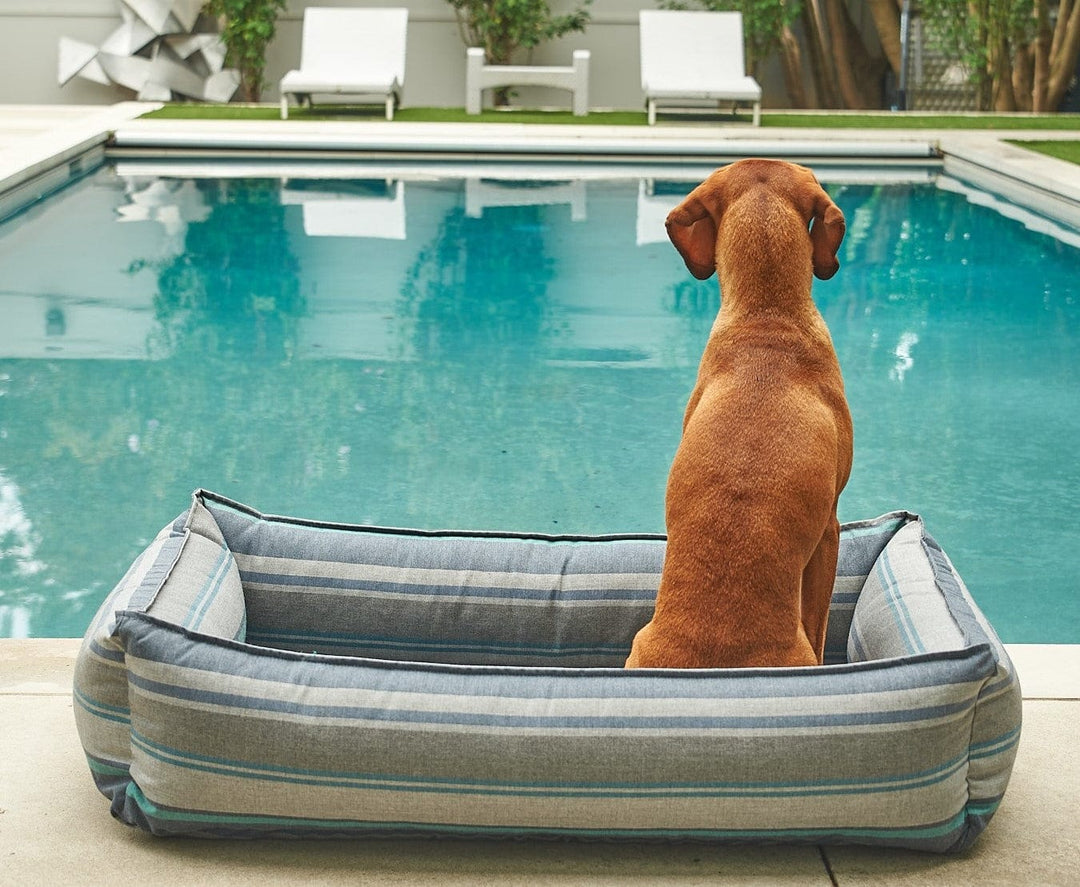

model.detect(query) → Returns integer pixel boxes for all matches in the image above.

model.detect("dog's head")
[665,159,846,281]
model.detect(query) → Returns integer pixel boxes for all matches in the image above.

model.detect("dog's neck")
[714,193,817,319]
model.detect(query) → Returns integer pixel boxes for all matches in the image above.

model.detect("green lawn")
[1009,139,1080,165]
[144,103,1080,131]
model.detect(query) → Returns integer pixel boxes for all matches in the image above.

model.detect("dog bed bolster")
[74,490,1021,851]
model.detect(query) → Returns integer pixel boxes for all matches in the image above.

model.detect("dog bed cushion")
[74,490,1021,852]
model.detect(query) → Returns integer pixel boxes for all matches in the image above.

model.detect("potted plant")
[203,0,287,102]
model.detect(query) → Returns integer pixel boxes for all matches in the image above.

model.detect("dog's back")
[625,160,852,669]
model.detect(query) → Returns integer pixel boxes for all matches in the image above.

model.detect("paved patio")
[1,104,1079,884]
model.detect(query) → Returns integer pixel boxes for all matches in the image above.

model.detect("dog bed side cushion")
[848,519,1023,846]
[73,495,246,809]
[200,490,669,666]
[201,491,901,668]
[113,618,1004,848]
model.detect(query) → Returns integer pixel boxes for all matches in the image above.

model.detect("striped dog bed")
[74,489,1021,852]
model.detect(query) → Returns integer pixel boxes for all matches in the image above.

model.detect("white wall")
[0,0,788,110]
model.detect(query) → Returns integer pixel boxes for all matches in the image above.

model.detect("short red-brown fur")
[625,159,853,669]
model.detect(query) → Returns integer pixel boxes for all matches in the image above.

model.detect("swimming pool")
[0,160,1077,642]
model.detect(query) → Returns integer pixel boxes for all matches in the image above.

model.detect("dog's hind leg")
[800,517,841,665]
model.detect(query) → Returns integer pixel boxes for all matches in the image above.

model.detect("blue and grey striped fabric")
[74,490,1021,852]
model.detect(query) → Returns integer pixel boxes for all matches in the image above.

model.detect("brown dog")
[625,159,852,669]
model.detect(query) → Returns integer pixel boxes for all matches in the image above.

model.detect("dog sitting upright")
[626,159,853,669]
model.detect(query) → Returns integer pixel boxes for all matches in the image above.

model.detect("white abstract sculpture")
[59,0,239,102]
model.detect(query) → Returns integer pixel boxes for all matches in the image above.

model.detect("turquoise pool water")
[0,162,1077,641]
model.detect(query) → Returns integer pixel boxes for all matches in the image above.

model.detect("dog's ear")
[666,192,719,280]
[809,190,845,281]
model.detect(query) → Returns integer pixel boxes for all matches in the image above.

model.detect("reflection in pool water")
[0,164,1077,641]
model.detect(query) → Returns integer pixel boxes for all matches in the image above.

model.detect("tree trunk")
[974,9,993,110]
[825,0,886,108]
[991,38,1018,110]
[1046,0,1080,110]
[778,25,810,108]
[1032,0,1052,111]
[866,0,903,75]
[1013,44,1034,111]
[802,0,841,108]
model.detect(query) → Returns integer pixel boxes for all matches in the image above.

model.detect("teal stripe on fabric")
[970,725,1022,759]
[185,545,232,630]
[130,729,969,799]
[86,754,131,777]
[840,518,907,540]
[73,687,131,724]
[848,623,868,662]
[964,799,1002,817]
[877,553,925,654]
[123,781,972,844]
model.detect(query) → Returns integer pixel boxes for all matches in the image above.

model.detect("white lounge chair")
[639,10,762,126]
[280,7,407,120]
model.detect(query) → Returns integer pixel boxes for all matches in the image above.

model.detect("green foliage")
[658,0,800,70]
[447,0,592,65]
[918,0,1035,107]
[203,0,287,101]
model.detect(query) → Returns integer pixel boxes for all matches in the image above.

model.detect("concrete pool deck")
[1,103,1079,883]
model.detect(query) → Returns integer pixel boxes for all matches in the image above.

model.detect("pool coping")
[3,102,1080,231]
[101,119,1080,236]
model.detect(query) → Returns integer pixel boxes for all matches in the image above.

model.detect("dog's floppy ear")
[666,190,719,280]
[809,190,845,281]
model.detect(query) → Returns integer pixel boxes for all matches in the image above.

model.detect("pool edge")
[5,107,1079,233]
[0,102,159,222]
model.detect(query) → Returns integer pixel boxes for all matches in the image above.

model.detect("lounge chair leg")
[648,99,656,126]
[753,102,760,126]
[281,95,289,120]
[572,49,590,116]
[465,47,484,115]
[386,95,394,120]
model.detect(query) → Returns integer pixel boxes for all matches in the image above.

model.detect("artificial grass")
[143,103,1080,130]
[761,112,1080,130]
[1009,139,1080,165]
